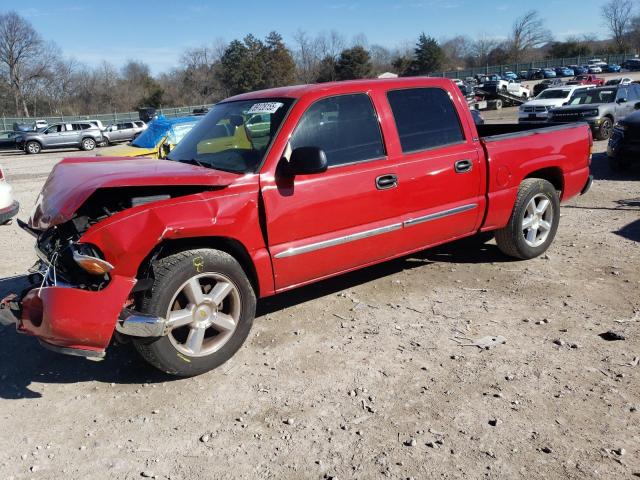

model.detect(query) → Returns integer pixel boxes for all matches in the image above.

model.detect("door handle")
[376,174,398,190]
[454,159,473,173]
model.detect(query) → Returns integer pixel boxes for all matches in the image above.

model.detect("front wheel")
[494,178,560,259]
[134,249,256,377]
[596,118,613,140]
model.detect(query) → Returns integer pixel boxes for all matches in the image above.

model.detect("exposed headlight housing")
[72,244,114,275]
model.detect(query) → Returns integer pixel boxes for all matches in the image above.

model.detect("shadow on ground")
[0,236,508,399]
[590,152,640,181]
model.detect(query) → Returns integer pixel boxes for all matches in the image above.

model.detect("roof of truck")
[223,77,455,102]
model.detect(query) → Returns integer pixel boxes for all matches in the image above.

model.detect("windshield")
[167,98,294,173]
[131,116,198,149]
[568,89,616,105]
[537,89,571,99]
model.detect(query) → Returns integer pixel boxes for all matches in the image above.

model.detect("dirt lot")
[0,107,638,480]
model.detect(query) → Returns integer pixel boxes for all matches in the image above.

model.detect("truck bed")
[476,122,592,232]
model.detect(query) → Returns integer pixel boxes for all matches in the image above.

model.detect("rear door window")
[387,88,465,153]
[290,93,385,167]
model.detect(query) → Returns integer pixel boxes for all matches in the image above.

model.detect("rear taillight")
[0,168,4,181]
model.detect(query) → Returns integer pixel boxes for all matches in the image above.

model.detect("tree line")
[1,2,639,118]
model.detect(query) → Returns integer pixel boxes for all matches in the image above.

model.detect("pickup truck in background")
[567,74,605,86]
[0,78,592,377]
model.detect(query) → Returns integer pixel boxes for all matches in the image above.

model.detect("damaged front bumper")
[1,273,137,357]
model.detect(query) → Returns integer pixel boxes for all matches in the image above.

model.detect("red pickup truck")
[567,74,605,86]
[0,78,592,376]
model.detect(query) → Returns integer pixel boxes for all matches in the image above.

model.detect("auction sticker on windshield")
[247,102,283,114]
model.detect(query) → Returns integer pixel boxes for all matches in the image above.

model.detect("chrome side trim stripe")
[274,203,478,259]
[274,223,402,259]
[403,203,478,227]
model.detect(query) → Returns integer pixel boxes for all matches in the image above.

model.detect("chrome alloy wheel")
[165,273,241,357]
[522,193,553,247]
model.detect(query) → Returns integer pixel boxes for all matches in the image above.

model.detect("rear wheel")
[134,249,256,377]
[81,137,96,151]
[494,99,503,110]
[495,178,560,259]
[25,141,41,154]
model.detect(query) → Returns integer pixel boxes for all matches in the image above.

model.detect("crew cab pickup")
[567,74,605,86]
[0,78,593,377]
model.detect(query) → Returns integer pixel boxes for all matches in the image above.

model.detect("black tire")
[494,99,503,110]
[25,141,41,154]
[596,117,613,141]
[133,249,256,377]
[494,178,560,260]
[81,137,96,151]
[101,137,109,147]
[608,154,631,171]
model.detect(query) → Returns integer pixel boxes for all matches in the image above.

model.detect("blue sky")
[15,0,607,74]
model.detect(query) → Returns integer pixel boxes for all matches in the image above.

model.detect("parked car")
[568,65,587,75]
[97,116,199,159]
[607,109,640,170]
[502,71,518,80]
[548,84,640,140]
[588,58,607,67]
[622,58,640,71]
[0,130,17,150]
[526,68,545,80]
[587,65,603,74]
[102,121,143,146]
[34,120,48,130]
[567,74,605,86]
[519,85,594,123]
[15,122,103,154]
[555,67,574,77]
[0,165,18,225]
[0,78,592,376]
[84,119,107,131]
[606,64,622,73]
[605,77,632,86]
[542,68,557,78]
[533,78,564,97]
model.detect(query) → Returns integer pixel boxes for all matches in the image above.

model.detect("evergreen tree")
[335,46,372,80]
[263,31,296,88]
[406,34,444,76]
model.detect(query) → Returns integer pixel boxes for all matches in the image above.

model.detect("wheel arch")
[137,236,262,297]
[524,167,564,193]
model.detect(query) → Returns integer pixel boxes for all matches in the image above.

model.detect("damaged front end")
[3,188,203,358]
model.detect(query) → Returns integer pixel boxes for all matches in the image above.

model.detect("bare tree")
[507,10,552,63]
[470,34,501,67]
[0,11,52,116]
[601,0,634,52]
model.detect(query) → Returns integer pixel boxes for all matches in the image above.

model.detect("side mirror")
[562,102,568,106]
[634,101,640,110]
[283,147,328,176]
[617,97,628,104]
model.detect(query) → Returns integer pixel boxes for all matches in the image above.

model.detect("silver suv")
[102,120,146,145]
[16,122,104,154]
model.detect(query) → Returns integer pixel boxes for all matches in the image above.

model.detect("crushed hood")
[29,157,240,230]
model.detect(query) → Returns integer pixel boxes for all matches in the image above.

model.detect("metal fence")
[0,103,215,131]
[436,53,634,79]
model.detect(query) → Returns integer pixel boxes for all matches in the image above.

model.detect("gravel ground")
[0,104,638,480]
